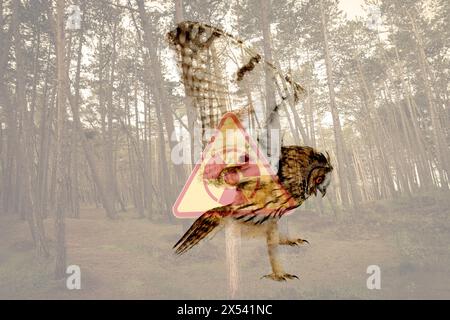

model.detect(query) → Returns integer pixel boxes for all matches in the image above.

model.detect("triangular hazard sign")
[173,113,296,218]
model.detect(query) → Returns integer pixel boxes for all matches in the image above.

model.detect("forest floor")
[0,192,449,299]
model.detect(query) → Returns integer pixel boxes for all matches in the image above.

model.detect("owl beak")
[318,186,326,197]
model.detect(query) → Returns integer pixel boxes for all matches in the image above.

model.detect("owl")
[169,21,333,281]
[174,146,333,280]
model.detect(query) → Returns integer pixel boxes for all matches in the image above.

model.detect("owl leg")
[279,234,309,246]
[261,222,298,281]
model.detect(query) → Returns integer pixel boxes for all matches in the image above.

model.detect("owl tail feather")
[173,209,226,255]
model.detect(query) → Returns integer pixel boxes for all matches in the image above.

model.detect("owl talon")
[261,273,299,281]
[282,238,309,246]
[298,238,309,245]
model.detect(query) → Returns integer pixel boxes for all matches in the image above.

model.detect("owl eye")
[315,177,324,185]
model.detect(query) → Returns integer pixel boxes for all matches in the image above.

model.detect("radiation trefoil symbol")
[173,113,295,218]
[203,147,261,206]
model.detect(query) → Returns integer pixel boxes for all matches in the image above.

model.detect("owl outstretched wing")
[167,21,306,152]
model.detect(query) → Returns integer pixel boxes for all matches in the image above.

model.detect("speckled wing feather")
[167,21,306,147]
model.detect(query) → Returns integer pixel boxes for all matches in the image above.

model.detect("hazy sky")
[339,0,366,19]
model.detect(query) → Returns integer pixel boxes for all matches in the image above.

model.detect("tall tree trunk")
[319,0,354,207]
[55,0,67,279]
[0,0,19,216]
[69,16,84,219]
[260,0,281,170]
[106,18,126,212]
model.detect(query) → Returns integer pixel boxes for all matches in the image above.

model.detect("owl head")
[306,151,333,198]
[278,146,333,201]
